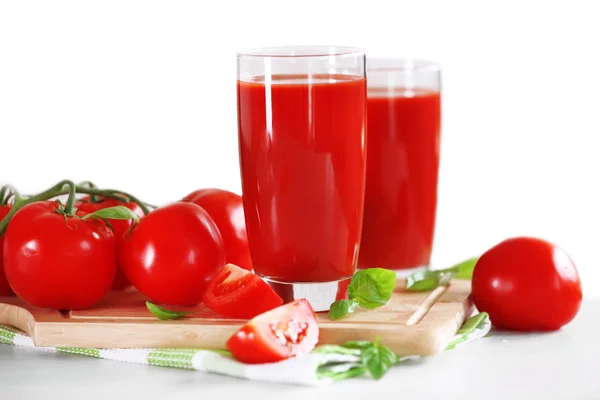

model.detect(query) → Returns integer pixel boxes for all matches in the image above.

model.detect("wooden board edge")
[0,303,38,342]
[416,294,474,355]
[32,321,239,350]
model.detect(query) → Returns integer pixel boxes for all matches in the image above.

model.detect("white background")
[1,1,599,294]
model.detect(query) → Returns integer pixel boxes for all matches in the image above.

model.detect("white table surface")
[1,298,599,400]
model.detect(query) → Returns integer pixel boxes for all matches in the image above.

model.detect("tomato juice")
[358,88,441,270]
[238,74,366,283]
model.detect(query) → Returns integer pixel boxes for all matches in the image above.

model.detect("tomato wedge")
[202,263,282,319]
[226,298,319,364]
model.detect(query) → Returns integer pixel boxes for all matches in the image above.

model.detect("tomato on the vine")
[75,195,144,290]
[183,189,253,271]
[226,299,319,364]
[119,202,226,306]
[202,263,282,318]
[0,205,14,296]
[472,237,582,331]
[3,201,117,310]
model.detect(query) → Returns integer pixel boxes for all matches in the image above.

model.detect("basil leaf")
[405,270,455,291]
[361,339,398,380]
[451,257,479,279]
[438,270,454,286]
[446,312,489,350]
[312,344,361,356]
[457,312,489,336]
[341,340,374,350]
[317,365,367,381]
[348,268,397,309]
[146,301,192,320]
[82,205,141,222]
[328,299,359,320]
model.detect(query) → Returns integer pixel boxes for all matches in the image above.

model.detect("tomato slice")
[226,298,319,364]
[202,263,283,319]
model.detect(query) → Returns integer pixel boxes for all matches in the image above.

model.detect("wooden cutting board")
[0,279,472,356]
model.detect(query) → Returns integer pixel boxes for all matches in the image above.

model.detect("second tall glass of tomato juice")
[237,47,367,311]
[359,59,442,273]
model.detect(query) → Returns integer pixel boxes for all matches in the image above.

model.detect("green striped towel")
[0,312,490,386]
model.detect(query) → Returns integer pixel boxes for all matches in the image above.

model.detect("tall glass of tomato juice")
[237,47,367,311]
[359,59,441,273]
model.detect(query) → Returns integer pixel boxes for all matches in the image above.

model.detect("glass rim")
[367,58,441,73]
[237,46,365,59]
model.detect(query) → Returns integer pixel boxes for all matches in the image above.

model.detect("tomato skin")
[3,201,117,310]
[227,325,283,364]
[472,237,582,331]
[226,299,319,364]
[202,263,283,318]
[119,202,226,306]
[0,205,15,296]
[182,189,253,271]
[75,196,144,290]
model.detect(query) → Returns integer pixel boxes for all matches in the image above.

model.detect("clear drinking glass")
[359,58,442,273]
[237,46,367,311]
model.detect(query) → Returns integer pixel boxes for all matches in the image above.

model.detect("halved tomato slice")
[226,298,319,364]
[202,263,283,319]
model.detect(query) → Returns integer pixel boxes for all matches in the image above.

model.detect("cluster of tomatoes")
[0,184,314,363]
[0,187,276,311]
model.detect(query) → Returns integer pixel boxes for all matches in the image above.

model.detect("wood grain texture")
[0,279,472,356]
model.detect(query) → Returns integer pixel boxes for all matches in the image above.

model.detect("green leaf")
[348,268,397,309]
[446,312,489,350]
[405,270,455,291]
[438,270,454,286]
[146,301,192,321]
[82,205,141,223]
[457,312,489,336]
[341,340,375,350]
[328,299,359,320]
[451,257,479,279]
[316,339,402,381]
[317,365,367,381]
[312,345,361,356]
[361,339,398,380]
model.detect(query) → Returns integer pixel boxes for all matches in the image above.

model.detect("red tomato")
[3,201,117,310]
[182,189,253,271]
[226,299,319,364]
[119,202,226,306]
[75,196,144,290]
[472,237,582,331]
[0,205,15,296]
[202,263,282,318]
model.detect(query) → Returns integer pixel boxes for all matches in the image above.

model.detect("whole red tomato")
[3,201,117,310]
[0,205,15,296]
[75,196,143,290]
[119,202,226,306]
[183,189,252,271]
[472,237,582,331]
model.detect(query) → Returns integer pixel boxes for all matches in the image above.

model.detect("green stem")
[91,188,151,215]
[77,181,99,203]
[0,181,152,236]
[75,188,129,204]
[0,179,72,236]
[0,187,7,205]
[63,181,77,215]
[76,183,153,213]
